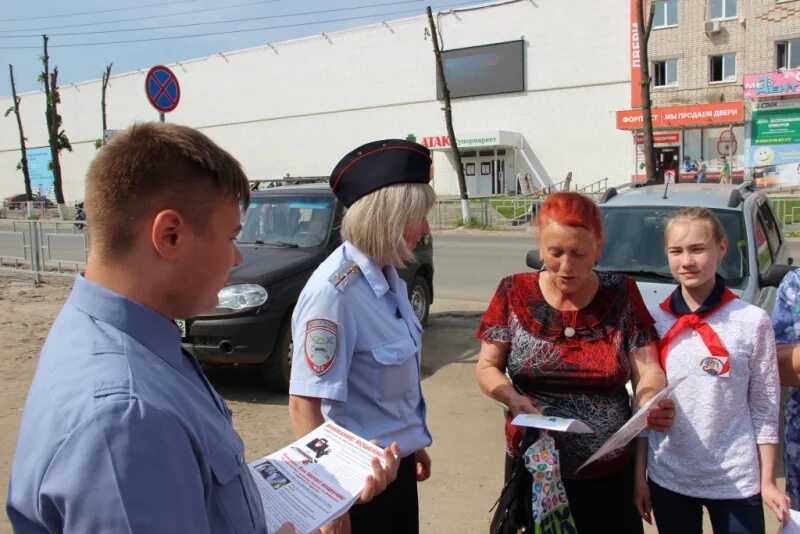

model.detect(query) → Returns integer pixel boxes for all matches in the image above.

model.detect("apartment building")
[617,0,800,183]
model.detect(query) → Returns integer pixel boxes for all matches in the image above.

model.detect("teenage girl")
[633,207,788,533]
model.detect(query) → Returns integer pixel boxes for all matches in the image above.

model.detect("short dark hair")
[85,122,249,258]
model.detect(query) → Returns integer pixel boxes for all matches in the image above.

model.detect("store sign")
[421,134,498,148]
[616,102,744,130]
[744,69,800,99]
[634,133,680,144]
[752,107,800,146]
[750,105,800,169]
[420,130,521,149]
[629,0,641,108]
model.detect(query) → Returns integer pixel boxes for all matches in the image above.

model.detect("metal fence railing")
[0,219,87,282]
[0,201,81,220]
[769,195,800,235]
[428,197,540,229]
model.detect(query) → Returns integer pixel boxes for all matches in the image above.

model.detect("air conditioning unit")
[704,20,721,34]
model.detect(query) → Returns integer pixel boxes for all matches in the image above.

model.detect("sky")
[0,0,483,96]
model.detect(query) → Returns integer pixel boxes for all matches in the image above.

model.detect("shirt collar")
[668,274,726,315]
[343,241,390,298]
[68,275,184,370]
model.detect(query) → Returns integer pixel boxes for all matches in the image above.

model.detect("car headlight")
[217,284,268,311]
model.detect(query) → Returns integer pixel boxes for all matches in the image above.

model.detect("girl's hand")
[507,393,537,418]
[645,398,675,433]
[762,484,791,525]
[633,475,652,524]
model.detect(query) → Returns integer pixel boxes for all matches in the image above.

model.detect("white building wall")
[0,0,634,201]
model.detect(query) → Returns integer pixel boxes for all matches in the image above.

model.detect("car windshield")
[239,196,333,248]
[597,206,749,289]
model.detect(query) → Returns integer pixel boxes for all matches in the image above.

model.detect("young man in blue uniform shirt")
[289,139,436,533]
[7,123,397,533]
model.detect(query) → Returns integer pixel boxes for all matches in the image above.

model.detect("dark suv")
[527,182,794,312]
[179,180,434,392]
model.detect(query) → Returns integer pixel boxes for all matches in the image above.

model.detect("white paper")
[577,376,687,472]
[248,421,385,534]
[783,509,800,534]
[511,413,593,433]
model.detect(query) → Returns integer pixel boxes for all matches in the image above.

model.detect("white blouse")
[647,298,780,499]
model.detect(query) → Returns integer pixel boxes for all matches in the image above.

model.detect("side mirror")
[760,264,797,288]
[526,249,542,270]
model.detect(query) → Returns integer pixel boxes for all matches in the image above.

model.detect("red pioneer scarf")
[657,288,738,373]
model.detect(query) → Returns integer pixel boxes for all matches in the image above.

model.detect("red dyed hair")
[537,192,603,244]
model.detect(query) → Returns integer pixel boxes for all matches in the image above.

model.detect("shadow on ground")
[203,311,482,401]
[205,365,289,407]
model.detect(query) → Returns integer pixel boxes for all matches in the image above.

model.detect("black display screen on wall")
[437,40,525,99]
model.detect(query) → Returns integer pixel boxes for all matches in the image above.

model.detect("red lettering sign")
[630,0,642,108]
[616,102,744,130]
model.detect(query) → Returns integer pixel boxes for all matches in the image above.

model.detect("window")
[653,0,678,28]
[597,207,748,288]
[777,39,800,70]
[710,53,736,82]
[758,202,783,257]
[653,59,678,87]
[754,217,773,275]
[710,0,737,19]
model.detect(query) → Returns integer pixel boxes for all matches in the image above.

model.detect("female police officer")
[288,139,436,534]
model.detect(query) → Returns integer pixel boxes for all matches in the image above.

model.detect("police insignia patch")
[304,319,338,376]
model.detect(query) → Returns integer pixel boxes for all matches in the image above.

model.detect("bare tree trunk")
[8,65,32,202]
[636,1,658,184]
[42,35,68,218]
[427,6,470,222]
[101,63,112,139]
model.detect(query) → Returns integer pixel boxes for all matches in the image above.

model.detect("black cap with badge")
[329,139,432,208]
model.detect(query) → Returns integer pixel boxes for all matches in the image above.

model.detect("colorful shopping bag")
[523,432,577,534]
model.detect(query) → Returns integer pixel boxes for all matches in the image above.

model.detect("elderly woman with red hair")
[475,192,673,533]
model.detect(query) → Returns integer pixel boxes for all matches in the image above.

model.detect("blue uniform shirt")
[290,242,432,456]
[7,276,266,533]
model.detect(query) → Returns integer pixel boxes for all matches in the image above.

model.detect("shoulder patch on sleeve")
[328,261,361,292]
[305,319,339,376]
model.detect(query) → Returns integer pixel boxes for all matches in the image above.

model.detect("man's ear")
[151,209,185,260]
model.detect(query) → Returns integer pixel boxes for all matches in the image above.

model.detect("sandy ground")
[0,275,786,533]
[0,276,506,533]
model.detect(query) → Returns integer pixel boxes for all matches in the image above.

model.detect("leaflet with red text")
[248,421,384,534]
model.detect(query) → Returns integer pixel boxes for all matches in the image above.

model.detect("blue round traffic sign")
[145,65,180,113]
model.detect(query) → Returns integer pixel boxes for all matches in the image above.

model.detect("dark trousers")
[649,480,765,534]
[350,453,418,534]
[502,455,643,533]
[562,464,644,534]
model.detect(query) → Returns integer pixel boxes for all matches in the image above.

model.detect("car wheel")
[262,320,292,393]
[409,275,431,327]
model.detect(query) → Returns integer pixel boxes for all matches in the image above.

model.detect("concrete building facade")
[0,0,637,203]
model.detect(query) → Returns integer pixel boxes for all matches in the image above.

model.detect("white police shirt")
[289,241,432,456]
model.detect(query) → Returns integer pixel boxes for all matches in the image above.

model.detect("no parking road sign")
[145,65,180,113]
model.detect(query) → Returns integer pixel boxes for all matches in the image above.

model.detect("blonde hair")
[341,183,436,267]
[664,207,726,246]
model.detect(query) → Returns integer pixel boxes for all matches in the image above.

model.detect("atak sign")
[145,65,181,113]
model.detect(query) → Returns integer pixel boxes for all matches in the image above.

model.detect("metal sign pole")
[159,112,165,123]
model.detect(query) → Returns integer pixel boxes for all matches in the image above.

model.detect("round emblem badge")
[700,356,724,377]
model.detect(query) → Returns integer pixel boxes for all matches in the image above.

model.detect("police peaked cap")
[329,139,432,208]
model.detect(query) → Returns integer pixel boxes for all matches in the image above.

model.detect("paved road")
[431,229,800,311]
[431,230,535,311]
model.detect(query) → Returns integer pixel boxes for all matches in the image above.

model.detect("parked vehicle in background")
[179,179,435,393]
[527,182,794,313]
[3,193,55,210]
